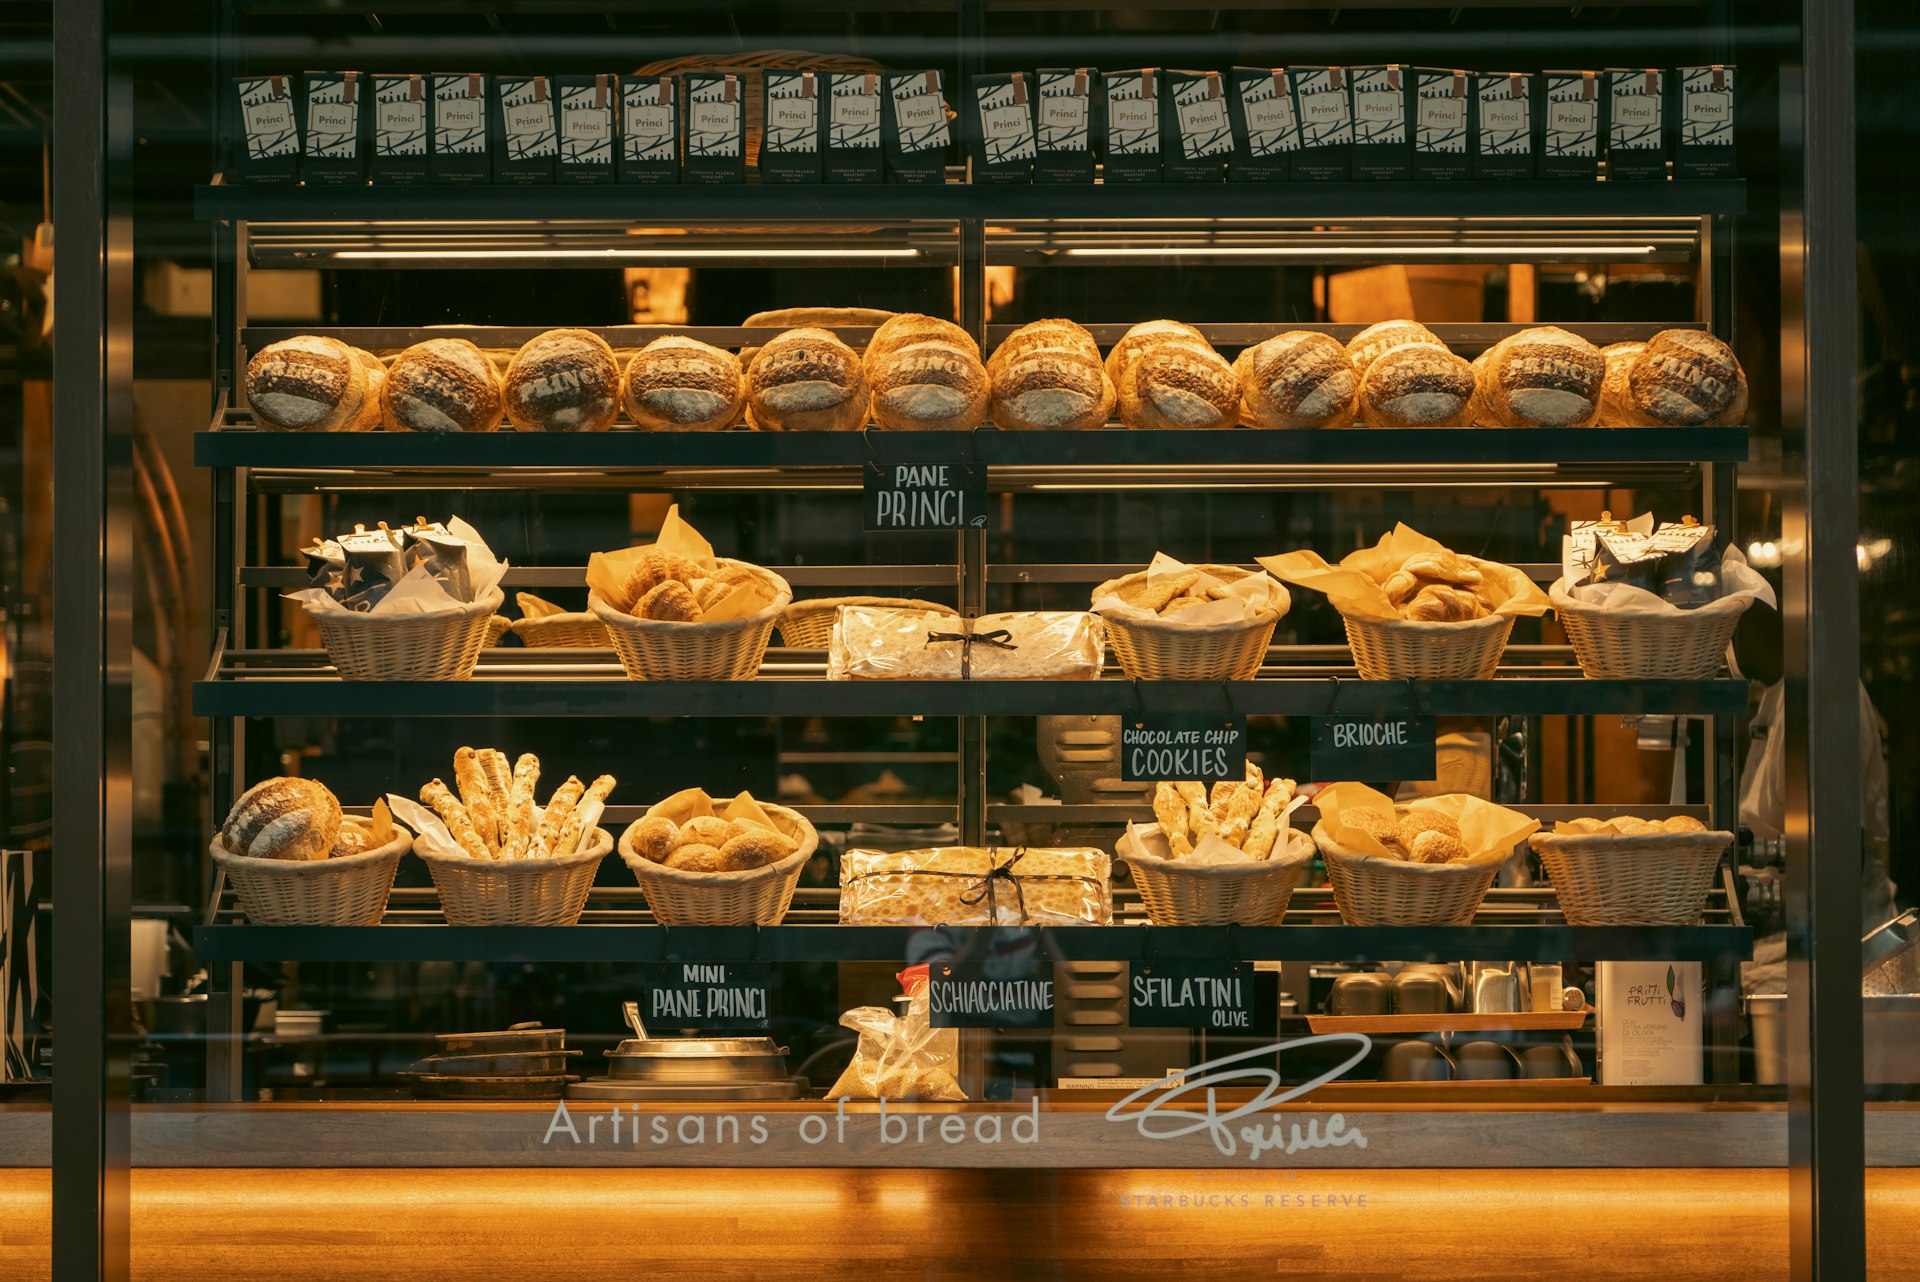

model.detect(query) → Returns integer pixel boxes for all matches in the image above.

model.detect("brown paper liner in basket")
[1529,829,1731,925]
[1341,610,1514,681]
[416,827,612,927]
[1118,828,1314,926]
[211,828,411,927]
[512,612,611,649]
[1093,564,1285,681]
[779,597,951,651]
[619,803,820,925]
[589,561,792,680]
[311,587,505,681]
[1553,595,1748,680]
[1313,821,1501,926]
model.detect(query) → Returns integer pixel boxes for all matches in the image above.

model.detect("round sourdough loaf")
[220,776,343,862]
[622,336,744,432]
[1104,319,1207,391]
[988,319,1114,430]
[864,315,989,431]
[1626,329,1749,426]
[503,328,621,432]
[1234,331,1358,429]
[1596,341,1652,426]
[1122,339,1239,429]
[1359,344,1476,428]
[1478,326,1605,427]
[245,336,369,431]
[382,338,504,433]
[1347,319,1446,375]
[746,328,869,431]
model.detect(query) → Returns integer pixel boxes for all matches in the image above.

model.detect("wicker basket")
[778,596,951,650]
[1093,565,1286,681]
[1529,829,1731,926]
[618,802,820,925]
[210,825,411,927]
[1117,827,1315,926]
[589,561,792,680]
[486,616,512,647]
[416,826,613,927]
[1552,592,1750,680]
[512,612,611,648]
[310,587,505,681]
[1341,610,1514,681]
[1313,821,1502,926]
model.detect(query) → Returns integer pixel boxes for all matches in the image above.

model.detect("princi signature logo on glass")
[1105,1034,1373,1160]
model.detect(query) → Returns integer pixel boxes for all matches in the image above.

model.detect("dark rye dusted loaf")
[621,335,744,432]
[745,328,870,431]
[863,314,990,431]
[503,328,621,432]
[381,338,504,433]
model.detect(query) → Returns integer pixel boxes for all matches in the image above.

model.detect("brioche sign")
[1309,714,1436,780]
[864,460,988,531]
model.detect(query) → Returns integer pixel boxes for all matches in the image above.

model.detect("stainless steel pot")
[602,1037,791,1085]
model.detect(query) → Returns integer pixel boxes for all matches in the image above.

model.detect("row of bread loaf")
[245,318,1746,433]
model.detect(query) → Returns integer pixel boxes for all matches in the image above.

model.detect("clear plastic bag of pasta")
[826,964,966,1101]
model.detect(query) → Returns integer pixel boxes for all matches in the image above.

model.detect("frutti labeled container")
[1348,64,1413,181]
[970,71,1036,182]
[1539,69,1604,179]
[1606,67,1669,180]
[1675,64,1736,178]
[1163,69,1231,181]
[823,70,884,184]
[619,74,679,184]
[1033,67,1096,183]
[1288,66,1353,180]
[301,71,365,186]
[429,73,489,184]
[491,75,557,183]
[1228,67,1299,182]
[554,74,618,184]
[369,73,431,184]
[1472,71,1535,181]
[758,69,821,183]
[1411,68,1471,181]
[682,70,747,184]
[883,70,952,184]
[1100,68,1163,183]
[233,75,301,182]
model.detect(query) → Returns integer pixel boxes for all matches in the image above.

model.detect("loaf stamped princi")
[503,328,620,432]
[1345,319,1446,375]
[381,338,504,433]
[988,319,1114,431]
[1475,326,1605,427]
[621,336,744,432]
[1109,321,1238,430]
[745,327,869,431]
[1625,329,1749,426]
[1358,343,1475,427]
[1234,331,1358,429]
[863,314,989,431]
[245,336,371,432]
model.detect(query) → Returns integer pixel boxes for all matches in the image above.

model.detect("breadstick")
[502,753,541,859]
[1174,780,1216,842]
[537,776,585,850]
[1152,782,1193,858]
[453,747,499,855]
[420,778,492,860]
[1218,782,1262,849]
[554,774,617,856]
[1243,778,1294,860]
[478,749,512,832]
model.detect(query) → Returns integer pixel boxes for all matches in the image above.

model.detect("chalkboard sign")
[928,962,1055,1029]
[1310,714,1436,781]
[1120,716,1247,782]
[1129,962,1255,1029]
[638,962,772,1031]
[863,460,989,531]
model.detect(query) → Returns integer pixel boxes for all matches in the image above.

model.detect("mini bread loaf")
[621,336,744,432]
[245,336,370,431]
[344,348,387,431]
[630,816,679,863]
[1234,331,1359,429]
[1596,342,1651,426]
[382,338,504,433]
[717,830,794,870]
[1476,326,1606,427]
[220,777,343,862]
[864,314,991,431]
[679,815,734,848]
[665,844,727,872]
[503,328,620,432]
[1359,344,1476,428]
[1114,325,1239,430]
[746,328,870,431]
[988,320,1114,431]
[1626,329,1749,427]
[1347,320,1446,375]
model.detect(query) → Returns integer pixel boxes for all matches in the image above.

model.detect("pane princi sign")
[864,461,988,531]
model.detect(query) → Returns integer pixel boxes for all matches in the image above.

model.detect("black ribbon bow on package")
[923,623,1018,679]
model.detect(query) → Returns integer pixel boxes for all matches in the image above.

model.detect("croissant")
[1404,584,1488,622]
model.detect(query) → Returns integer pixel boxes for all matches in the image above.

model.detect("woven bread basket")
[1313,820,1502,926]
[1117,827,1315,926]
[310,587,505,681]
[512,612,611,649]
[1552,591,1750,680]
[1340,610,1514,681]
[210,823,411,927]
[486,615,512,647]
[618,802,819,925]
[589,561,792,680]
[415,826,613,927]
[1093,564,1286,681]
[1529,829,1731,925]
[779,596,951,650]
[635,51,887,173]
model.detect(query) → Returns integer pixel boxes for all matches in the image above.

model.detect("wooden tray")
[405,1073,579,1100]
[1306,1008,1592,1035]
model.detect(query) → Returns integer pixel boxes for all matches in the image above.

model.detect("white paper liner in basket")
[388,793,611,926]
[1549,546,1774,680]
[285,516,509,619]
[1090,554,1290,629]
[210,823,411,927]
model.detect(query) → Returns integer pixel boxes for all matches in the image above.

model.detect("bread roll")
[1359,344,1475,428]
[745,328,869,431]
[630,816,679,863]
[220,777,343,862]
[864,315,990,431]
[1477,326,1605,427]
[622,336,744,432]
[1109,323,1238,429]
[988,320,1114,430]
[1596,341,1651,426]
[382,338,504,433]
[503,328,620,432]
[1627,329,1749,427]
[1234,331,1358,429]
[245,336,369,431]
[664,844,727,872]
[1347,320,1446,375]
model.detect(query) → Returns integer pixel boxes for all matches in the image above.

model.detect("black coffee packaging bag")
[1606,68,1668,180]
[1540,70,1604,180]
[760,70,822,184]
[430,73,489,184]
[884,70,952,184]
[1228,68,1298,182]
[1472,72,1534,181]
[970,72,1036,183]
[1288,67,1353,181]
[825,71,885,184]
[1411,68,1471,181]
[1676,65,1735,179]
[620,74,678,184]
[1034,67,1096,183]
[302,72,364,186]
[1165,70,1231,181]
[492,75,557,184]
[1349,64,1412,181]
[555,74,617,183]
[370,74,430,184]
[683,71,747,185]
[234,76,300,182]
[1101,69,1163,183]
